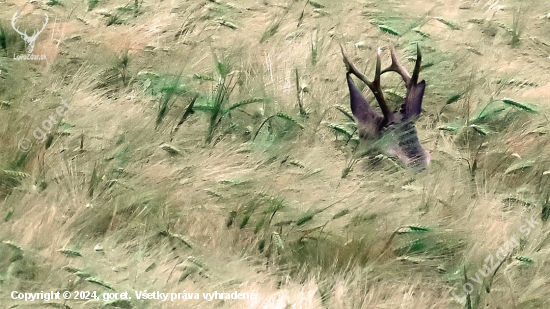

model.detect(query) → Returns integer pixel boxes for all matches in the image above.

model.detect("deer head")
[11,12,49,54]
[341,43,430,169]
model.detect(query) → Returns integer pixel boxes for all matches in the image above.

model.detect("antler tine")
[11,12,24,36]
[372,47,394,125]
[31,14,48,39]
[340,45,394,125]
[380,48,411,85]
[374,47,382,83]
[411,43,421,85]
[40,14,49,32]
[340,44,368,83]
[380,43,422,86]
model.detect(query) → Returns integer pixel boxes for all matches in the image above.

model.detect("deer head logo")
[341,43,430,170]
[11,12,49,54]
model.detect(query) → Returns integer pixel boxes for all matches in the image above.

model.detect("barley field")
[1,0,550,308]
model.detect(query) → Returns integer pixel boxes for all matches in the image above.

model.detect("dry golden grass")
[1,0,550,308]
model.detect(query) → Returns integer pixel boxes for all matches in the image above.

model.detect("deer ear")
[347,74,383,125]
[403,80,425,119]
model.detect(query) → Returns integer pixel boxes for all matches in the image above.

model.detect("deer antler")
[11,12,25,37]
[340,44,394,126]
[30,14,49,39]
[380,44,422,88]
[380,44,425,119]
[11,12,49,39]
[340,43,429,169]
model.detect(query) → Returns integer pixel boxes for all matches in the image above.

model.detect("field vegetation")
[1,0,550,308]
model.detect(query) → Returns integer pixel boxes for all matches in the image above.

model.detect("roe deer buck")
[341,43,430,170]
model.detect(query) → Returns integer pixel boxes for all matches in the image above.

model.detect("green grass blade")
[378,25,399,36]
[334,105,355,122]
